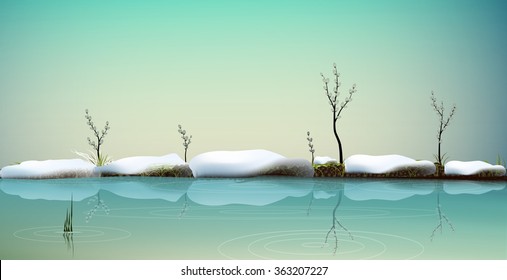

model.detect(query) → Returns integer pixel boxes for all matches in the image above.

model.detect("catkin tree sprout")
[307,131,315,164]
[178,124,192,162]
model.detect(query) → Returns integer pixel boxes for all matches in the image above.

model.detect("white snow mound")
[314,156,338,165]
[345,154,435,175]
[0,159,95,179]
[444,161,506,176]
[95,154,185,175]
[189,149,313,178]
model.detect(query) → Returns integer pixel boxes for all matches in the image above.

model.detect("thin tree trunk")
[97,142,101,162]
[437,140,441,165]
[333,115,344,164]
[437,121,443,165]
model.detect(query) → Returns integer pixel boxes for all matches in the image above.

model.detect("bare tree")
[178,124,192,162]
[84,109,110,166]
[323,189,353,255]
[430,91,456,168]
[321,64,357,164]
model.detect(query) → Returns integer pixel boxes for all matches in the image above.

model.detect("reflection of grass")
[63,195,75,256]
[63,232,74,256]
[63,195,73,233]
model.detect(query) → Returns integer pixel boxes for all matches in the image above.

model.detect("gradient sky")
[1,0,506,167]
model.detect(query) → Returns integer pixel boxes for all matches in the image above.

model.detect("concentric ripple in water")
[13,226,131,243]
[218,230,425,260]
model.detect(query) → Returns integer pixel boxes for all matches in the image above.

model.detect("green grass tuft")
[63,195,73,233]
[74,150,112,166]
[496,154,506,167]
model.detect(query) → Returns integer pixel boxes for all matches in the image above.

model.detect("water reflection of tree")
[430,183,455,241]
[323,189,353,255]
[179,193,190,218]
[85,191,110,223]
[306,189,314,216]
[306,181,337,216]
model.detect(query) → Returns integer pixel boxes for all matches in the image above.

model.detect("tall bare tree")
[321,64,357,164]
[430,91,456,167]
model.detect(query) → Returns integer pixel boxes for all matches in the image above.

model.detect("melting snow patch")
[189,149,313,178]
[94,153,186,176]
[0,159,95,179]
[314,156,338,165]
[345,154,435,176]
[445,161,506,176]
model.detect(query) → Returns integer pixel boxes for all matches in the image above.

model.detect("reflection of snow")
[443,181,505,195]
[0,177,190,202]
[99,178,191,202]
[0,178,99,201]
[445,161,506,176]
[189,149,313,178]
[313,190,336,199]
[0,159,95,179]
[345,154,435,175]
[0,177,505,205]
[187,178,313,206]
[95,154,185,176]
[344,181,434,201]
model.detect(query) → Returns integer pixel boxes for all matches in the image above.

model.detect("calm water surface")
[0,177,505,259]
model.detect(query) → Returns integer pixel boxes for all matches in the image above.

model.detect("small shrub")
[84,109,111,166]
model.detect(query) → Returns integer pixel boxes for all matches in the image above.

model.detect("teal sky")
[1,0,506,167]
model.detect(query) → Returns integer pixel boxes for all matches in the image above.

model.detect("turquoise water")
[0,177,505,259]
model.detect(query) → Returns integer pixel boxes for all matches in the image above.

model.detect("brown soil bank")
[313,163,507,181]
